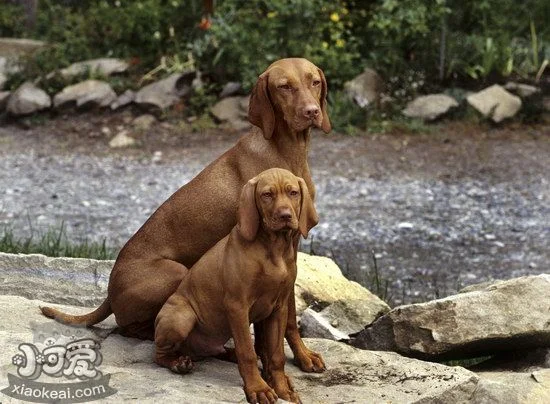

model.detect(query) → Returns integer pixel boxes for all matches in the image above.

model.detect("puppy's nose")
[277,208,293,222]
[303,105,320,119]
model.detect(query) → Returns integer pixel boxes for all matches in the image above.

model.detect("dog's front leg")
[285,291,326,372]
[260,305,301,403]
[225,299,277,404]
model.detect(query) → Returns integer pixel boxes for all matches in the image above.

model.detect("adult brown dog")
[155,168,316,403]
[41,57,331,372]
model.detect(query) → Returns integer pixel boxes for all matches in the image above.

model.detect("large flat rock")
[53,80,117,109]
[0,252,111,306]
[0,295,483,403]
[0,252,389,321]
[353,275,550,360]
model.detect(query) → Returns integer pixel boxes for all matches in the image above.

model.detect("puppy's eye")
[312,80,321,87]
[289,190,300,197]
[262,192,273,199]
[278,84,292,90]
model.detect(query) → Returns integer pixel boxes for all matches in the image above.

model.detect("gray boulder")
[219,81,242,98]
[135,72,192,111]
[0,295,483,404]
[299,308,350,341]
[353,274,550,360]
[343,67,384,108]
[53,80,117,109]
[0,252,111,306]
[294,253,389,316]
[474,370,550,403]
[300,299,389,340]
[504,82,540,98]
[210,95,251,131]
[403,94,459,121]
[6,82,51,115]
[467,84,522,122]
[59,58,129,79]
[110,89,135,110]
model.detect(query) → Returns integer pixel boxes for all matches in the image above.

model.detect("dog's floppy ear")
[317,68,331,134]
[237,177,260,241]
[297,178,318,239]
[248,72,275,139]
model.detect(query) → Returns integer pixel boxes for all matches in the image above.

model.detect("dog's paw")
[244,381,278,404]
[293,348,326,373]
[169,355,194,374]
[273,375,301,404]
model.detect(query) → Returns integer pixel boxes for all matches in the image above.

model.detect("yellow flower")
[335,39,345,48]
[341,8,349,15]
[322,41,329,49]
[267,11,278,19]
[330,12,339,22]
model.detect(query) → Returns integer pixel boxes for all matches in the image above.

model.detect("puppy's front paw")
[171,355,193,374]
[272,374,301,404]
[293,348,326,373]
[156,354,194,374]
[244,380,278,404]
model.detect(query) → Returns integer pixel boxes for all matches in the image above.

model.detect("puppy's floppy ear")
[317,68,332,134]
[297,178,318,239]
[237,178,260,241]
[248,72,275,139]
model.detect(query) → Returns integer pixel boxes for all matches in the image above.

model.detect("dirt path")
[1,112,549,305]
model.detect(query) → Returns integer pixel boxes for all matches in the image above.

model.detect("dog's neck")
[271,120,311,169]
[256,227,298,264]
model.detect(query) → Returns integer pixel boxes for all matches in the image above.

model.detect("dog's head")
[248,58,331,139]
[237,168,318,241]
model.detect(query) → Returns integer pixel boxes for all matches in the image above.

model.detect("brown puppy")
[41,58,330,372]
[155,168,316,403]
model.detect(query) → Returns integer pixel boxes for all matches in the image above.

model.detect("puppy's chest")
[249,259,295,321]
[258,255,296,285]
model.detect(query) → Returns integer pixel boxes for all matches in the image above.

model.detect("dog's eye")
[278,84,292,90]
[289,190,299,197]
[262,192,273,199]
[312,80,321,87]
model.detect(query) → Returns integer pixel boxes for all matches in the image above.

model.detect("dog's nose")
[277,208,293,222]
[303,105,320,119]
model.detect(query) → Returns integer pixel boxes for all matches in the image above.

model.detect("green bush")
[0,3,26,37]
[193,0,362,90]
[1,0,548,123]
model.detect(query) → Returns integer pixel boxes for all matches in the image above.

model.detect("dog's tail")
[40,298,112,326]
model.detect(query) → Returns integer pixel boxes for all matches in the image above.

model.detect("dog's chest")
[249,259,295,322]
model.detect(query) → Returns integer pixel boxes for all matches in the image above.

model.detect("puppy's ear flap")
[237,178,260,241]
[297,178,318,239]
[248,72,275,139]
[317,68,332,134]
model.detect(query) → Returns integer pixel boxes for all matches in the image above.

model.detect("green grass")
[443,355,493,368]
[0,223,117,260]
